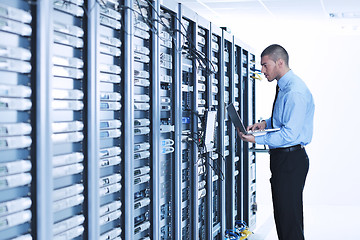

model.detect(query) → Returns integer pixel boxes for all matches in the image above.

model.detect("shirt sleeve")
[255,92,307,147]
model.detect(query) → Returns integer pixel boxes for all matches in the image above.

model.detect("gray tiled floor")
[249,204,360,240]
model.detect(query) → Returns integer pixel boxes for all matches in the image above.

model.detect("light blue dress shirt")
[255,70,315,149]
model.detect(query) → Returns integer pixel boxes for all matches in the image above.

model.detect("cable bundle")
[225,220,253,240]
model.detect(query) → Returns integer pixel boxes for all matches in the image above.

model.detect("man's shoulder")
[284,78,311,99]
[288,74,309,91]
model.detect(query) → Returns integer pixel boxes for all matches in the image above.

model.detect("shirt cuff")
[255,135,266,145]
[265,118,271,129]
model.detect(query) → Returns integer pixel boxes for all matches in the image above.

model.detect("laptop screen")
[226,103,247,134]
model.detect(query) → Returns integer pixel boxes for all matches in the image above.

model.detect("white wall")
[233,18,360,206]
[291,32,360,206]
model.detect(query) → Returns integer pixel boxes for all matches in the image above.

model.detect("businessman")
[238,44,315,240]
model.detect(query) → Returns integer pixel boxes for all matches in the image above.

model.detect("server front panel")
[180,16,196,240]
[0,2,33,239]
[97,1,123,239]
[133,1,152,239]
[158,6,176,240]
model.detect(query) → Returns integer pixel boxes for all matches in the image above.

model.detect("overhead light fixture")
[329,12,360,19]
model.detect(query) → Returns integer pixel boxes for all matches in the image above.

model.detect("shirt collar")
[277,69,293,90]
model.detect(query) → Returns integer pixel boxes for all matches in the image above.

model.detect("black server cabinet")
[158,3,177,240]
[209,24,224,240]
[196,19,209,240]
[224,33,236,230]
[179,7,197,240]
[197,18,214,240]
[233,40,244,227]
[161,2,183,240]
[242,49,257,231]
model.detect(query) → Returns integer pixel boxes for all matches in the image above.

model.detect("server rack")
[195,16,211,240]
[158,3,177,240]
[196,16,210,240]
[0,1,258,239]
[178,5,198,240]
[0,1,34,240]
[168,1,183,239]
[95,1,123,240]
[198,18,213,240]
[224,32,236,230]
[51,1,88,239]
[131,0,153,239]
[241,48,257,231]
[209,23,224,240]
[233,38,244,228]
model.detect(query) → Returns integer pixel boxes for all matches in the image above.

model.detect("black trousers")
[270,148,309,240]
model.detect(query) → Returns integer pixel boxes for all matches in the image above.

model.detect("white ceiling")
[178,0,360,31]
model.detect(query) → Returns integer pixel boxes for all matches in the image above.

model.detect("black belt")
[269,144,304,154]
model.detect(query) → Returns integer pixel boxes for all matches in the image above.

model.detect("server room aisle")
[249,204,360,240]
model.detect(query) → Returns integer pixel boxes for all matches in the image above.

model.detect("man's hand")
[247,120,266,131]
[237,128,255,143]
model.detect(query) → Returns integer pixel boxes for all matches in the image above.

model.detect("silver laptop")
[226,103,280,136]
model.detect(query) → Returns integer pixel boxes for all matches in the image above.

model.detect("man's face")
[261,55,278,82]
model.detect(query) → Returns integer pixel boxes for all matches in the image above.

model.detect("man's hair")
[261,44,289,66]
